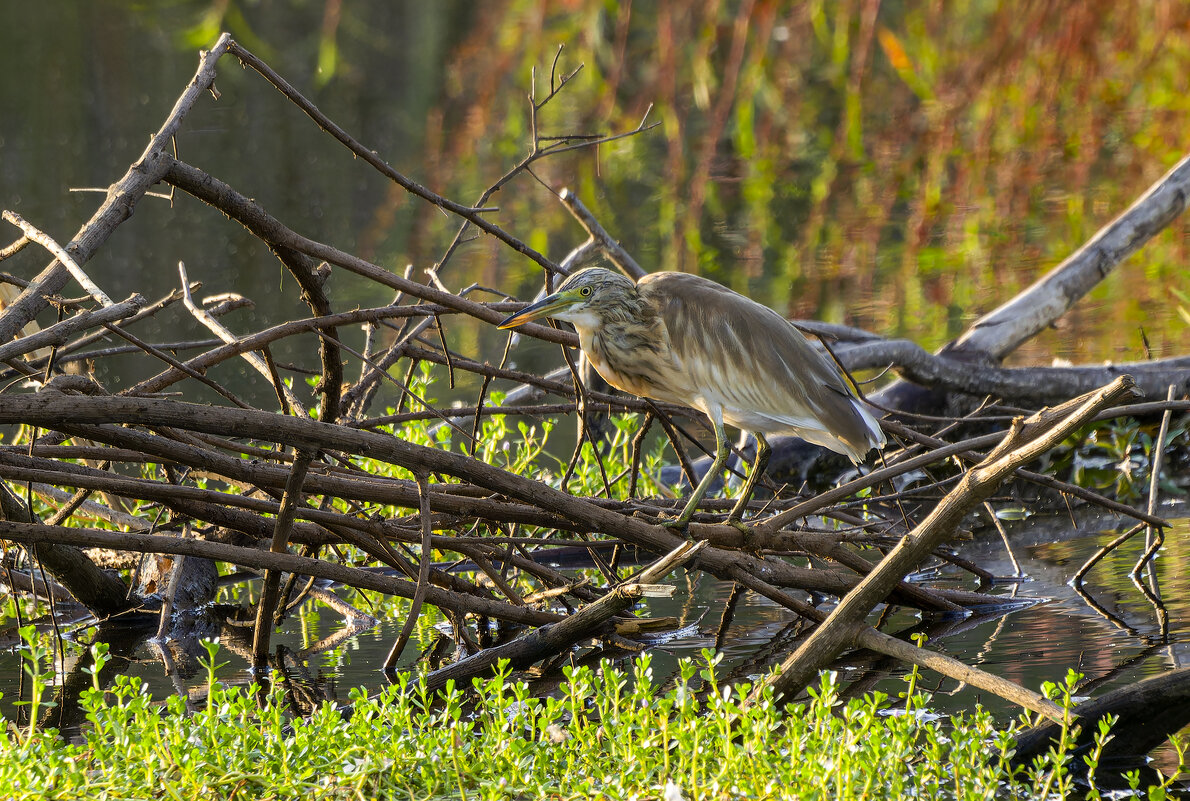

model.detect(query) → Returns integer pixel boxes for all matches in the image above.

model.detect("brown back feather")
[637,272,881,457]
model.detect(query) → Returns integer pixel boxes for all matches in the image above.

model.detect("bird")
[498,267,885,527]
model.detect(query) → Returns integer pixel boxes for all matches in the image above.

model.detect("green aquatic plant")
[2,641,1184,800]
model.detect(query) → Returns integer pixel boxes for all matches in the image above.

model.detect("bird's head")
[497,268,636,331]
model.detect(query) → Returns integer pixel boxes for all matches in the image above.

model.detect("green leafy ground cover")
[3,634,1184,800]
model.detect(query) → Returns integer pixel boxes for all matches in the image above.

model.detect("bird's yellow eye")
[579,286,592,297]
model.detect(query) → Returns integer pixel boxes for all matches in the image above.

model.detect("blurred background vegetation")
[2,0,1188,403]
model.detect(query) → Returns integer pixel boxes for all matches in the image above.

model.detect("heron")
[498,268,885,527]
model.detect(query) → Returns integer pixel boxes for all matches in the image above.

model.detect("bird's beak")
[497,292,574,329]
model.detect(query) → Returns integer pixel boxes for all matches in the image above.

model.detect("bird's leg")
[728,432,770,524]
[662,418,730,530]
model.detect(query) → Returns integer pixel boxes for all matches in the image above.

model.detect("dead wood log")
[1012,667,1190,775]
[840,339,1190,404]
[951,153,1190,360]
[863,150,1190,420]
[695,152,1190,479]
[0,448,986,616]
[759,376,1140,707]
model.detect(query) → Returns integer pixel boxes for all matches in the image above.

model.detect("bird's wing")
[638,272,881,458]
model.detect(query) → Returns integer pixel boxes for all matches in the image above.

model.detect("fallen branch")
[0,295,146,363]
[760,375,1140,703]
[951,153,1190,359]
[840,338,1190,403]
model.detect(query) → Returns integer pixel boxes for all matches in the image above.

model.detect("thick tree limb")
[840,339,1190,403]
[950,153,1190,359]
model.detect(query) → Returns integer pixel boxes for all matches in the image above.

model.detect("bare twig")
[177,261,308,415]
[252,449,314,668]
[383,474,433,671]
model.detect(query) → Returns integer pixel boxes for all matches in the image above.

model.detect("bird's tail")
[853,398,885,452]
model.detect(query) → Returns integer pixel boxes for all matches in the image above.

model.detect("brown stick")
[0,296,146,362]
[0,520,559,627]
[178,262,308,416]
[251,450,314,668]
[225,41,567,278]
[161,157,576,347]
[383,474,432,671]
[760,376,1140,701]
[557,189,647,280]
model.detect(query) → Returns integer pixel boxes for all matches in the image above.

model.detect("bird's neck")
[573,290,669,399]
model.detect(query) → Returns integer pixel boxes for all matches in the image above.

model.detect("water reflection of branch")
[712,582,744,653]
[1129,571,1169,643]
[1073,639,1178,697]
[714,615,812,688]
[981,502,1023,578]
[1071,580,1140,638]
[962,597,1016,693]
[294,622,377,662]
